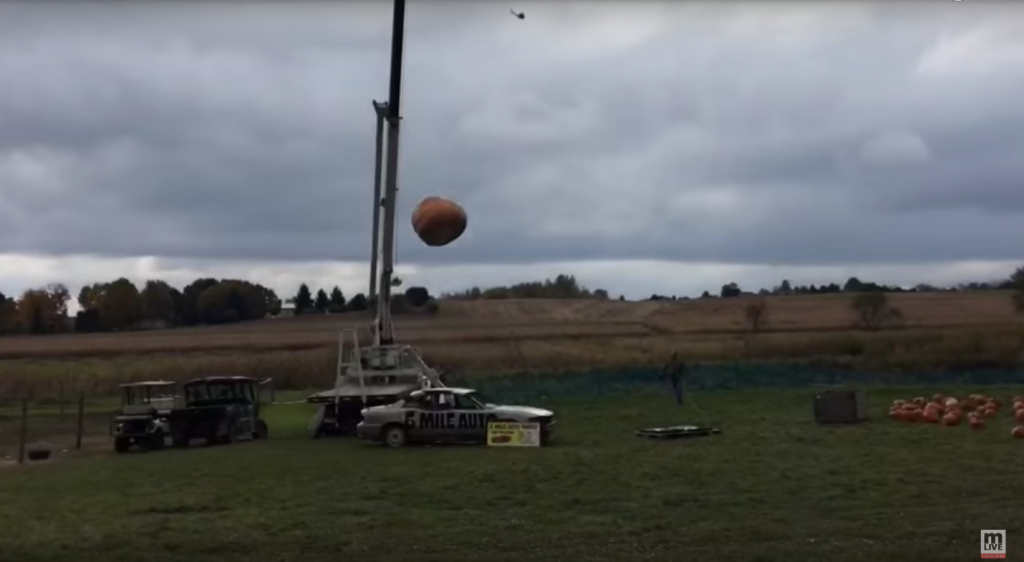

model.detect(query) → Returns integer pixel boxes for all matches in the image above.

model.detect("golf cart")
[110,380,177,453]
[166,376,269,448]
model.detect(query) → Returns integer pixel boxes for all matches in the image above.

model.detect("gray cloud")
[1,1,1023,271]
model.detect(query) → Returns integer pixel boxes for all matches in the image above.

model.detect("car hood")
[489,405,554,418]
[363,402,404,414]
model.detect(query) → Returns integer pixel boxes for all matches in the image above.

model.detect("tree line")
[0,276,442,336]
[442,274,610,300]
[0,278,287,335]
[286,283,436,316]
[1,267,1022,337]
[441,269,1024,303]
[651,271,1024,301]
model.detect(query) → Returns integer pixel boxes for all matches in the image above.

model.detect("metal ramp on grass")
[635,425,721,440]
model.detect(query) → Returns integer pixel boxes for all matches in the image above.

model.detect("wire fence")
[451,362,1024,404]
[0,393,92,466]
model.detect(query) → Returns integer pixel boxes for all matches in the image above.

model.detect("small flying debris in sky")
[510,8,525,20]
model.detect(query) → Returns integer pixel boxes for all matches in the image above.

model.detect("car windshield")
[462,392,494,407]
[186,382,244,404]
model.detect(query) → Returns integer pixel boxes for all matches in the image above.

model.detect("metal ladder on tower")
[334,328,367,406]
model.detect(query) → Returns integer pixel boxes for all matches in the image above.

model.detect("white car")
[356,387,555,447]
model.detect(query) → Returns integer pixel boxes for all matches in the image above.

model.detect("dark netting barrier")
[449,363,1024,404]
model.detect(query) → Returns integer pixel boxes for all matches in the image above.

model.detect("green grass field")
[2,387,1023,562]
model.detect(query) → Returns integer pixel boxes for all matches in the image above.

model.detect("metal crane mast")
[370,0,407,347]
[303,0,447,438]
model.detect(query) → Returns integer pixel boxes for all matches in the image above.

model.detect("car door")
[452,393,490,442]
[430,391,462,443]
[402,394,439,442]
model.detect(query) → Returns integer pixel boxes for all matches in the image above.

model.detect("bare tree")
[850,292,903,331]
[741,298,769,361]
[744,299,769,335]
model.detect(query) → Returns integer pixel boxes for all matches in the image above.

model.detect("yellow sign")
[486,422,541,447]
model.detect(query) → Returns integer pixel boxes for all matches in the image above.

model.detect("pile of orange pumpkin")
[889,393,1024,438]
[1015,396,1024,438]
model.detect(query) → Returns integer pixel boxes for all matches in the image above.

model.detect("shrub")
[850,292,903,331]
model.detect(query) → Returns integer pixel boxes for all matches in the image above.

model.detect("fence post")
[59,378,66,422]
[75,391,85,451]
[18,399,28,465]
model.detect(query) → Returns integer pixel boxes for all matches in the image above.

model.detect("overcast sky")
[1,1,1022,303]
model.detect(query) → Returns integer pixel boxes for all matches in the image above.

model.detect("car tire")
[383,424,408,448]
[114,437,130,454]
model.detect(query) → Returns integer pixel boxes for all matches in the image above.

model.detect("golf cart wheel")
[172,431,190,448]
[253,419,269,440]
[148,429,166,451]
[114,437,130,454]
[383,424,408,448]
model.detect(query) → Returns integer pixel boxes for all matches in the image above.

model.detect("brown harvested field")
[1,291,1022,398]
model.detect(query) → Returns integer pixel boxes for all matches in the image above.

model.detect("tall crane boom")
[374,0,407,347]
[368,100,387,304]
[304,0,446,440]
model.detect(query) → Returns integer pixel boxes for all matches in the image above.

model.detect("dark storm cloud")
[1,2,1023,267]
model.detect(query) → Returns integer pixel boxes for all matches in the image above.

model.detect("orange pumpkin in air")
[411,196,467,247]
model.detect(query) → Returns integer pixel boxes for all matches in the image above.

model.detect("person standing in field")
[663,350,687,406]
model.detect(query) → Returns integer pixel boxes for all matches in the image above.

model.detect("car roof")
[414,387,475,396]
[119,380,176,388]
[182,376,255,385]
